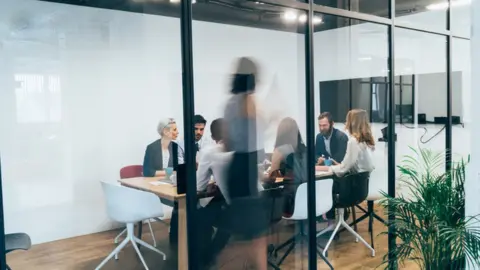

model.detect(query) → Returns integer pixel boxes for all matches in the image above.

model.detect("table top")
[119,171,334,201]
[119,177,183,201]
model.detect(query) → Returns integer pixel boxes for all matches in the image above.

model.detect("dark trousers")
[196,197,231,267]
[169,202,179,244]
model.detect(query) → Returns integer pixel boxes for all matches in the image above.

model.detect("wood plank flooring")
[6,207,419,269]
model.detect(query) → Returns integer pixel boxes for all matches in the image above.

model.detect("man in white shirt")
[195,118,232,268]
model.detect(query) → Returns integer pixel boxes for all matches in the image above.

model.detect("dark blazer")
[315,128,348,163]
[142,139,179,177]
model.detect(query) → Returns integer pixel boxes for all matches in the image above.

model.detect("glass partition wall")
[0,0,470,270]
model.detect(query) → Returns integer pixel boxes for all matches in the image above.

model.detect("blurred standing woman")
[223,57,267,269]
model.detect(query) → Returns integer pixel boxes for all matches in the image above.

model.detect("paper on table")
[149,181,171,186]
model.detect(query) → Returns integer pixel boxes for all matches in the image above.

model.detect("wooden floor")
[7,207,419,270]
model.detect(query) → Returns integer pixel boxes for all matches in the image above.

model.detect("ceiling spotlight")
[170,0,180,3]
[255,1,264,4]
[298,14,307,23]
[426,0,470,10]
[283,11,298,21]
[192,0,196,3]
[313,16,323,24]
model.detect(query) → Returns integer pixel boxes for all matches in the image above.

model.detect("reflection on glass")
[313,0,389,17]
[14,74,61,123]
[395,0,447,31]
[452,38,471,160]
[314,13,389,269]
[395,27,447,194]
[451,0,471,37]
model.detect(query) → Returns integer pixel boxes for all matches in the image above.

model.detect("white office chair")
[114,206,173,248]
[96,181,166,270]
[273,180,334,270]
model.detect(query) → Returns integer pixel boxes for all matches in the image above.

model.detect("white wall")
[0,0,471,245]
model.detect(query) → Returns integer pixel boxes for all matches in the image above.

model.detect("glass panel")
[1,0,182,269]
[395,27,447,205]
[395,0,447,31]
[451,0,472,37]
[402,74,413,84]
[452,38,470,162]
[192,3,308,269]
[314,13,389,268]
[313,0,389,18]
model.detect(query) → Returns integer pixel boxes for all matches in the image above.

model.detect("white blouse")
[330,137,375,177]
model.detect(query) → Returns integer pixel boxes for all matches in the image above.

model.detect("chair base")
[273,228,333,270]
[349,201,386,249]
[317,208,375,258]
[114,219,157,250]
[96,223,166,270]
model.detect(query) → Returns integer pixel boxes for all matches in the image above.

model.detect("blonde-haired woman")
[316,109,375,176]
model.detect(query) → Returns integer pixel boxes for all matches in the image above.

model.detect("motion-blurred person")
[315,112,348,165]
[268,117,307,216]
[223,57,267,270]
[316,109,375,176]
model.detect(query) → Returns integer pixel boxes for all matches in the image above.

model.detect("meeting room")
[0,0,475,270]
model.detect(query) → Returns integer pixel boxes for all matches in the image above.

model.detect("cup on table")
[165,167,174,178]
[324,159,333,166]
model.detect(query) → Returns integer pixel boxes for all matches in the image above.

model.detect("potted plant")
[380,147,480,269]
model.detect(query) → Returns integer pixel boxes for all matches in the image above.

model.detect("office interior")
[0,0,472,269]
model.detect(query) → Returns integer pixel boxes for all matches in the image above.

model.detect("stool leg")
[351,206,357,232]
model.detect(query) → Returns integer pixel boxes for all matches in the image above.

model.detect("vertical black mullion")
[412,75,415,124]
[180,0,198,268]
[388,0,397,268]
[0,156,5,270]
[305,3,317,270]
[349,79,353,110]
[446,0,453,171]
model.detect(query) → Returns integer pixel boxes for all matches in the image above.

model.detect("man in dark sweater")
[315,112,348,165]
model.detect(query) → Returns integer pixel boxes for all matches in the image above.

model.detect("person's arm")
[315,134,325,165]
[335,132,349,163]
[143,145,160,177]
[176,141,185,165]
[196,150,212,191]
[330,138,361,176]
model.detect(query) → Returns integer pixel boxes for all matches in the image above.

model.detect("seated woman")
[316,109,375,176]
[268,117,307,216]
[142,117,182,177]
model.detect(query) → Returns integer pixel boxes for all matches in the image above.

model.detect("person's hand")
[317,157,325,165]
[331,159,339,165]
[315,165,330,172]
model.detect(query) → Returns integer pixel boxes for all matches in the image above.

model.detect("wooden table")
[119,171,334,270]
[119,177,189,270]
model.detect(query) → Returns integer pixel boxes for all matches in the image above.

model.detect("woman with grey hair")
[142,117,181,177]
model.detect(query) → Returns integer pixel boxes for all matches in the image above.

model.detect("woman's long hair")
[345,109,375,149]
[231,57,258,94]
[274,117,306,154]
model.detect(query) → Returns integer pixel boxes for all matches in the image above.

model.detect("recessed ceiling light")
[170,0,180,3]
[313,16,323,24]
[298,14,307,23]
[283,11,298,22]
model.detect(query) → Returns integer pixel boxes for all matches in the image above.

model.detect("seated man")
[195,118,233,268]
[315,112,348,165]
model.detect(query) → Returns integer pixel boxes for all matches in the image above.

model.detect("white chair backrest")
[289,179,334,220]
[101,181,164,224]
[367,167,388,200]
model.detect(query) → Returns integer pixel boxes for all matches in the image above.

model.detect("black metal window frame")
[0,0,465,270]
